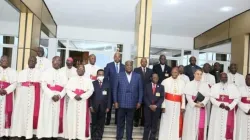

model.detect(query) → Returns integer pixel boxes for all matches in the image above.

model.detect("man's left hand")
[136,103,141,110]
[224,106,230,111]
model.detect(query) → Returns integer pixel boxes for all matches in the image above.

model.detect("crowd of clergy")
[0,46,249,140]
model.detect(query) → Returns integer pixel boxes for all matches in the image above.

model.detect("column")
[134,0,152,67]
[231,35,249,75]
[16,11,41,71]
[48,38,58,60]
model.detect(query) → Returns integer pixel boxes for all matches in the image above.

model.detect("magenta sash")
[241,97,250,104]
[73,89,90,137]
[192,96,206,140]
[47,84,64,133]
[216,95,234,139]
[90,75,97,81]
[0,81,13,128]
[21,82,40,129]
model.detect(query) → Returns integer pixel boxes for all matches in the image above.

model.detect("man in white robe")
[35,47,51,72]
[66,65,94,140]
[182,69,210,140]
[236,74,250,140]
[159,67,186,140]
[208,73,240,140]
[227,63,245,87]
[0,56,17,138]
[201,63,215,128]
[84,54,100,81]
[11,56,41,139]
[178,65,190,84]
[37,56,67,139]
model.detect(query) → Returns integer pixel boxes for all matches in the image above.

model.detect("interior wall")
[0,21,19,36]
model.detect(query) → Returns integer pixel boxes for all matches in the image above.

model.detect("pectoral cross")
[221,95,225,101]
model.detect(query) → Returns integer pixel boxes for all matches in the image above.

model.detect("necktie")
[116,63,119,73]
[99,82,102,88]
[152,84,156,94]
[143,67,146,76]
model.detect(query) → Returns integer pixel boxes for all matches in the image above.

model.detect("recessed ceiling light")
[220,6,233,12]
[166,0,180,5]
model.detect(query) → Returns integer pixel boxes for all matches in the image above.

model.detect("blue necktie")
[116,63,118,73]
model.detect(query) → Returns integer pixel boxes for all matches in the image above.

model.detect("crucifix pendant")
[221,95,225,101]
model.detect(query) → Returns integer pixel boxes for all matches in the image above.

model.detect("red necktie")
[152,84,156,94]
[99,82,102,88]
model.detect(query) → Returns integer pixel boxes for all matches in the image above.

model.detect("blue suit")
[113,72,143,140]
[104,62,125,124]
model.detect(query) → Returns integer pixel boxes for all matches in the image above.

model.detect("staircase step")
[103,131,143,139]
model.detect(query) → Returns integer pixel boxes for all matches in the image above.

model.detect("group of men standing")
[0,46,249,140]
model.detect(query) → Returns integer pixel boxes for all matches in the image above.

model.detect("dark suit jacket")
[134,67,153,88]
[144,83,164,108]
[90,80,111,112]
[184,64,201,81]
[104,62,125,90]
[113,72,143,108]
[153,64,172,84]
[210,70,222,83]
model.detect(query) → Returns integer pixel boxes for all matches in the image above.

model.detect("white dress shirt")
[115,62,120,73]
[160,64,165,72]
[126,72,132,83]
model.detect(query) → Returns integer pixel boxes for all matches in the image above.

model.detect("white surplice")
[227,72,245,87]
[0,67,17,137]
[66,76,93,140]
[236,85,250,140]
[158,77,185,140]
[37,68,67,138]
[60,66,77,80]
[35,56,51,72]
[182,80,210,140]
[11,68,41,139]
[208,83,240,140]
[201,72,216,126]
[84,64,100,81]
[178,74,190,84]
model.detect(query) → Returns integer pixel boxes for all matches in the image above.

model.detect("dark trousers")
[143,107,161,140]
[106,93,117,124]
[91,105,106,140]
[134,104,144,126]
[116,108,135,140]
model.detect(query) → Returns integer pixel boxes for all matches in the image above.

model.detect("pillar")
[134,0,152,67]
[48,38,58,60]
[17,11,41,71]
[231,35,249,75]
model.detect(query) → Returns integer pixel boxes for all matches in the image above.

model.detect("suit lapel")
[123,73,129,85]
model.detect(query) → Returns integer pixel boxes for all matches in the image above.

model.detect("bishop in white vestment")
[208,73,240,140]
[84,54,100,81]
[0,56,17,137]
[37,56,67,139]
[35,47,51,72]
[159,68,186,140]
[236,74,250,140]
[11,56,41,139]
[178,65,190,84]
[60,57,77,80]
[66,65,94,140]
[182,69,210,140]
[227,63,245,87]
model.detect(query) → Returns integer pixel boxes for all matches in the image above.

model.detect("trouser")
[134,104,144,126]
[106,95,117,124]
[143,107,161,140]
[91,105,106,140]
[116,108,135,140]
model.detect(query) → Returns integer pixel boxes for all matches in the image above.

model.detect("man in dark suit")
[90,69,111,140]
[210,62,223,83]
[113,60,143,140]
[133,58,153,127]
[104,52,125,125]
[153,55,172,84]
[184,56,201,81]
[143,73,164,140]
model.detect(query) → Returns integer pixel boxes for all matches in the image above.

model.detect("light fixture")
[220,6,233,12]
[166,0,180,5]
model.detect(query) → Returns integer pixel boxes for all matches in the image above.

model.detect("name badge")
[165,73,169,77]
[102,91,107,95]
[247,97,250,101]
[156,92,160,97]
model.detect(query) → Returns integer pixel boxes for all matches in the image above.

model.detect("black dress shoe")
[105,121,110,125]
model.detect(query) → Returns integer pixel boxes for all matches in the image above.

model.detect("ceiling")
[44,0,250,37]
[0,0,19,22]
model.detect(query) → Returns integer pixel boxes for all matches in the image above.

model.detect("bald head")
[89,54,96,65]
[37,47,44,57]
[52,56,61,69]
[214,62,221,71]
[125,60,133,73]
[114,52,121,63]
[28,56,37,68]
[77,64,85,76]
[140,57,147,67]
[229,63,237,74]
[171,67,179,79]
[0,55,9,68]
[203,63,211,73]
[220,72,228,83]
[189,56,196,66]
